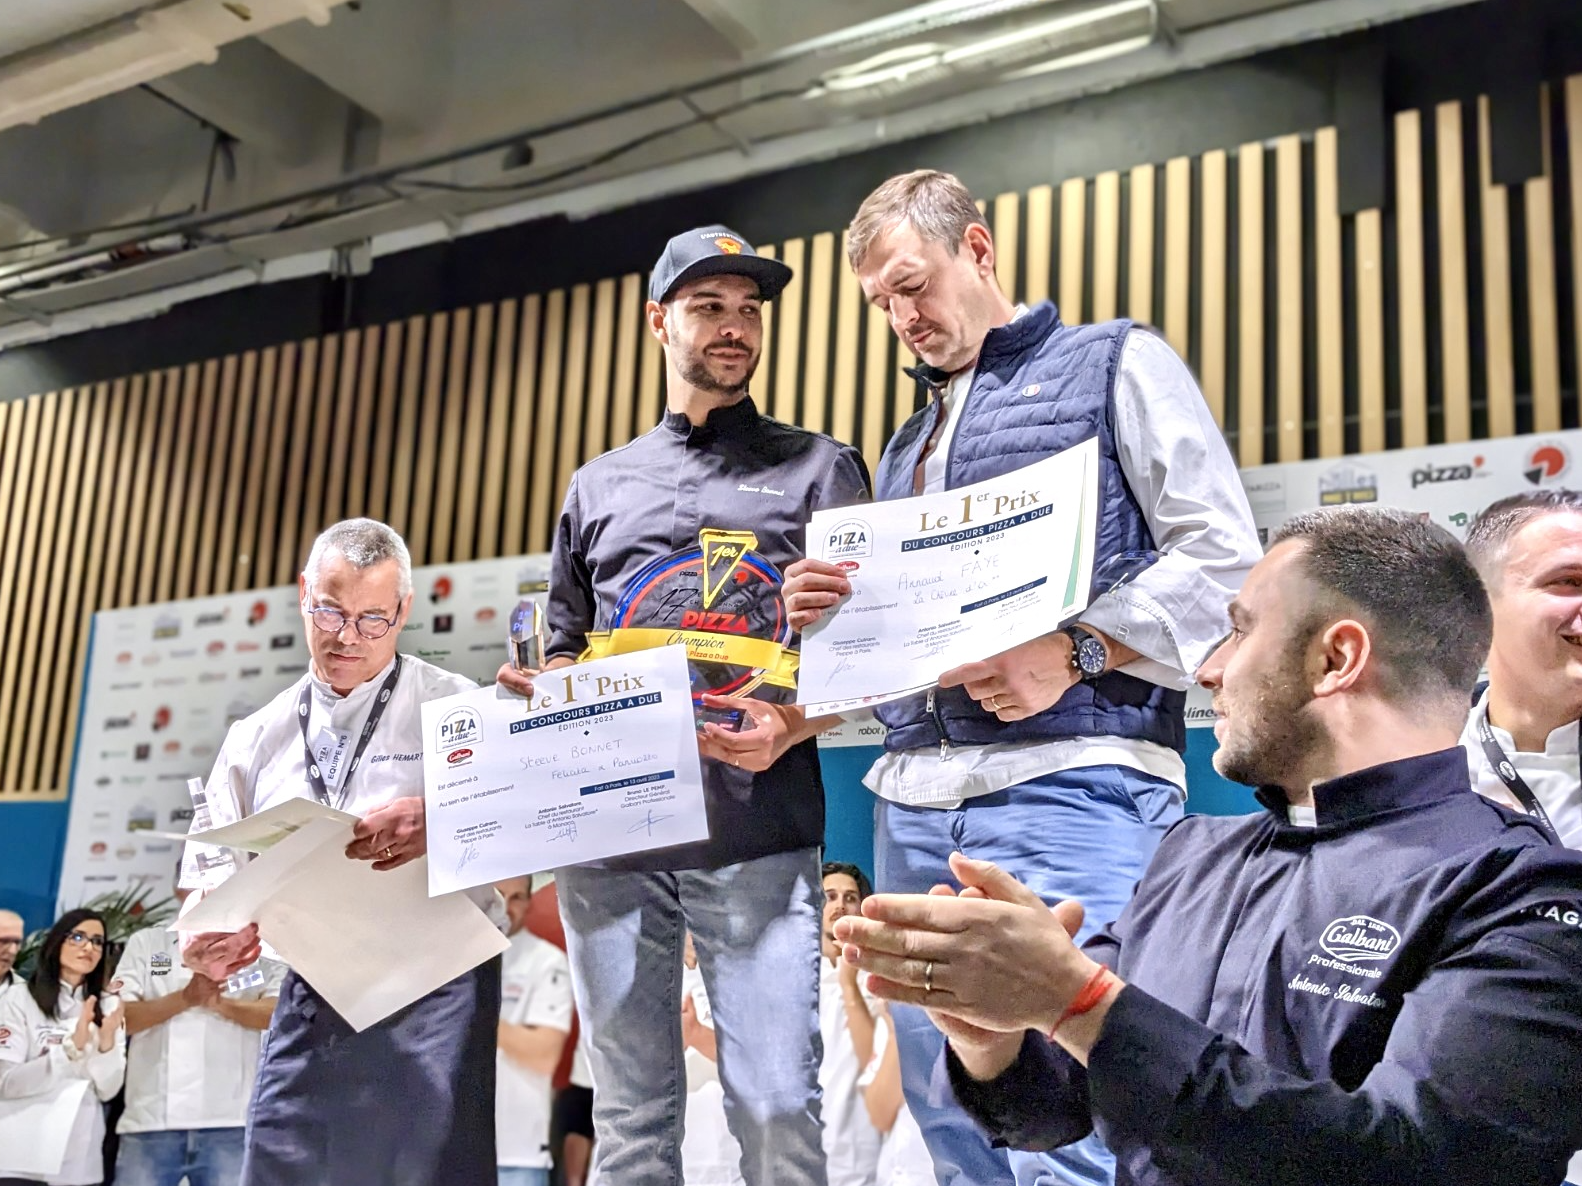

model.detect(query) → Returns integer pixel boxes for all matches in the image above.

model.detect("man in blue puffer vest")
[784,169,1262,1185]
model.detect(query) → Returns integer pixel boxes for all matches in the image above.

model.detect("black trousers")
[241,958,501,1186]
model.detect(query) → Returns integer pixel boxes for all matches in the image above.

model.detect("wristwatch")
[1062,625,1108,682]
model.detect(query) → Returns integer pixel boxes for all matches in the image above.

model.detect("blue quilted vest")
[872,302,1186,754]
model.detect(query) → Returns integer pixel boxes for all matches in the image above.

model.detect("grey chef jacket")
[546,397,870,871]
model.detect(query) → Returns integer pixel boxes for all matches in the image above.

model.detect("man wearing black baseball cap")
[498,224,868,1185]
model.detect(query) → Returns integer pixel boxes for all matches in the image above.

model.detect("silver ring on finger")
[924,960,935,993]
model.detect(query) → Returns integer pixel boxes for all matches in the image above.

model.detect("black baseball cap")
[648,224,793,303]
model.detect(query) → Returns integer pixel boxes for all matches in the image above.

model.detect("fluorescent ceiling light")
[940,0,1154,64]
[999,32,1156,79]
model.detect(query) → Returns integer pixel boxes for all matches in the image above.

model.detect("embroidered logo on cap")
[715,238,742,254]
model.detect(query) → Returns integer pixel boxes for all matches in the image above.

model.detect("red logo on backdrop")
[475,607,497,624]
[206,641,226,656]
[235,640,260,653]
[90,842,108,856]
[116,652,133,665]
[447,748,473,765]
[248,600,268,626]
[431,576,453,604]
[162,740,181,755]
[152,707,172,732]
[1525,443,1569,486]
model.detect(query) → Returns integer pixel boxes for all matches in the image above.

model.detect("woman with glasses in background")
[0,909,127,1185]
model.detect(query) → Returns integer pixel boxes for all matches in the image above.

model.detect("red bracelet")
[1049,964,1116,1036]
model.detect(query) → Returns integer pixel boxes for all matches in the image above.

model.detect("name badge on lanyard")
[314,728,354,792]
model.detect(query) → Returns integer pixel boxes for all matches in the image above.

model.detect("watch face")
[1075,636,1107,676]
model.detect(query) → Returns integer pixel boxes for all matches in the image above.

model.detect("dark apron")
[242,957,501,1186]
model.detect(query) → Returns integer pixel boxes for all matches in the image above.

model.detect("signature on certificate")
[626,809,674,837]
[825,657,856,686]
[548,821,579,843]
[456,844,479,876]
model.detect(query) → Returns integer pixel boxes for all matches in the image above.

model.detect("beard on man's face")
[1213,636,1328,789]
[676,341,757,397]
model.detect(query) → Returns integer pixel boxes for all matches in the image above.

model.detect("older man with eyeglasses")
[179,518,503,1186]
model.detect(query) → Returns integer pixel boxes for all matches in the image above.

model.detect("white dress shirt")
[681,965,744,1186]
[496,931,573,1169]
[115,926,284,1134]
[869,323,1260,807]
[192,653,504,925]
[0,982,126,1185]
[819,959,882,1186]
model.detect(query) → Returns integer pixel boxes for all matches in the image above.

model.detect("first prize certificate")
[798,438,1098,713]
[421,644,708,895]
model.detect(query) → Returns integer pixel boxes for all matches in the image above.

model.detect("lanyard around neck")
[1474,706,1563,844]
[296,656,404,809]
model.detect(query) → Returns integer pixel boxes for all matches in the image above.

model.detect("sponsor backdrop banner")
[56,429,1582,907]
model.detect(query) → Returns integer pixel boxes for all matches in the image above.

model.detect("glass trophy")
[509,597,546,673]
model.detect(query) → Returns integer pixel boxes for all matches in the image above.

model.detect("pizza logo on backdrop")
[248,600,269,626]
[115,652,133,665]
[152,614,180,640]
[195,610,228,628]
[430,576,453,605]
[152,707,172,732]
[584,527,798,709]
[1318,464,1378,506]
[206,640,226,657]
[1525,442,1569,486]
[1410,455,1488,489]
[475,607,497,624]
[235,640,261,654]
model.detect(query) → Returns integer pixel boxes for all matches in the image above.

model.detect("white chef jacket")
[1462,689,1582,849]
[857,1014,935,1186]
[818,959,882,1186]
[0,982,126,1185]
[868,324,1261,807]
[681,965,744,1186]
[115,925,284,1134]
[189,653,504,926]
[496,932,573,1169]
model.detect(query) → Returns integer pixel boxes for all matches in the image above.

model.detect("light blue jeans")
[496,1168,551,1186]
[557,847,827,1186]
[875,764,1184,1186]
[116,1128,246,1186]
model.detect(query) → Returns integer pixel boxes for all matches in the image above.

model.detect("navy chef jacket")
[546,397,869,872]
[951,747,1582,1186]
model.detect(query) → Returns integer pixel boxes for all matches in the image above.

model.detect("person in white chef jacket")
[113,880,284,1186]
[855,1007,935,1186]
[494,877,573,1186]
[679,933,744,1186]
[818,864,881,1186]
[0,909,126,1186]
[179,518,503,1186]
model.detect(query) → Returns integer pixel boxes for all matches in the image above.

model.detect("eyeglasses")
[307,606,397,640]
[65,931,104,950]
[0,938,21,950]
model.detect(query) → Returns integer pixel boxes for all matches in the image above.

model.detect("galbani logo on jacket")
[1319,915,1402,963]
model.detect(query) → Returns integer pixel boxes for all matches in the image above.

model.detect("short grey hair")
[0,909,21,931]
[1464,489,1582,585]
[302,518,413,599]
[846,169,989,272]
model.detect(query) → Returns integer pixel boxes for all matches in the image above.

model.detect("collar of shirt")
[660,395,760,444]
[1467,687,1580,757]
[307,653,398,711]
[1253,747,1472,831]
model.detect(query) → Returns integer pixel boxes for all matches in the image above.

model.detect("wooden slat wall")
[6,76,1582,797]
